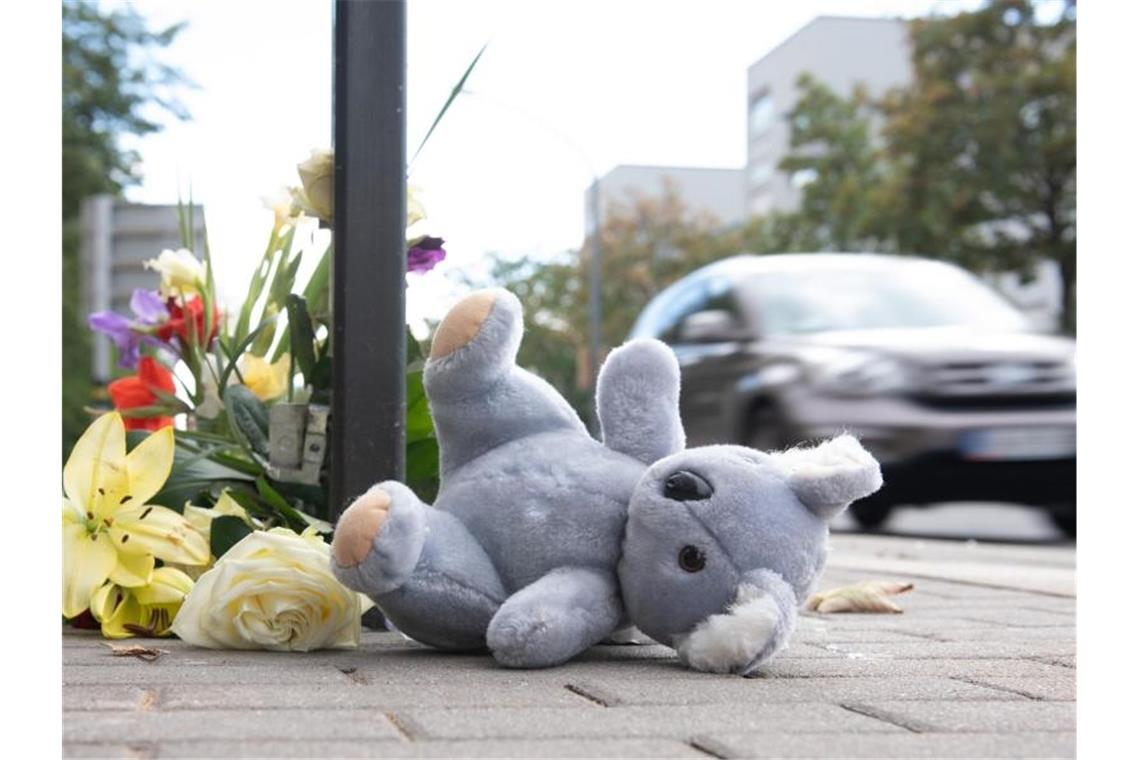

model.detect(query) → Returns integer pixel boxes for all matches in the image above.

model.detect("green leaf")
[405,437,440,503]
[284,294,316,383]
[210,514,253,558]
[302,243,331,319]
[410,42,488,168]
[406,369,433,441]
[218,316,276,391]
[223,385,269,456]
[256,477,310,531]
[267,247,303,313]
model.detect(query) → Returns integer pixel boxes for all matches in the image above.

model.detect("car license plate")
[959,427,1076,461]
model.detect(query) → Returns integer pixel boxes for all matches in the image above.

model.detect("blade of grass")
[409,42,488,169]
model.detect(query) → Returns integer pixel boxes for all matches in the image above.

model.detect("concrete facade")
[746,16,911,215]
[585,165,747,236]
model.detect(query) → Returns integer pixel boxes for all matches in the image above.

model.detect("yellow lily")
[62,412,209,619]
[238,352,292,401]
[90,566,195,638]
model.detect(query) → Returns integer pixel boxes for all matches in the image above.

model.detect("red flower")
[157,297,220,347]
[108,357,177,431]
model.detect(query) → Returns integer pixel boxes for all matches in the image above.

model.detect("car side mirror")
[678,310,747,343]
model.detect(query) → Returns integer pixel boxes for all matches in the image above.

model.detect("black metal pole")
[331,0,406,520]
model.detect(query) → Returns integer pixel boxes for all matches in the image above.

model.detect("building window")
[749,92,775,137]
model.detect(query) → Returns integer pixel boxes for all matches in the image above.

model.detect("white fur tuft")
[772,434,883,518]
[674,585,781,674]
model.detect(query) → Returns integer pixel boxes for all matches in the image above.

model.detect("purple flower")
[88,289,170,369]
[130,288,169,324]
[407,236,446,274]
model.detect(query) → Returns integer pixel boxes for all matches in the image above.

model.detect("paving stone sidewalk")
[63,534,1076,758]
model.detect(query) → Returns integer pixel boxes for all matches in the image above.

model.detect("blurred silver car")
[629,254,1076,536]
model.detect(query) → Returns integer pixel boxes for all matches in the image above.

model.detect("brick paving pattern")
[63,534,1075,758]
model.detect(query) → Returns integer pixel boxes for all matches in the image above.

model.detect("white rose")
[144,248,207,297]
[293,149,426,229]
[295,148,334,221]
[171,527,361,651]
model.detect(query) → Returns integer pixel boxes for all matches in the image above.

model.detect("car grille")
[913,359,1075,410]
[911,392,1076,411]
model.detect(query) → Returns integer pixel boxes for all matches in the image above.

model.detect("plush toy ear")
[771,434,883,520]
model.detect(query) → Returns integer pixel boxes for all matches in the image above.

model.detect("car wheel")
[1049,508,1076,539]
[849,499,892,530]
[744,401,788,452]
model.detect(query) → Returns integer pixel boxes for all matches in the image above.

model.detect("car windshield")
[738,261,1031,335]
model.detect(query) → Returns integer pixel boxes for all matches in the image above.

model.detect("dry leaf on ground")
[805,580,915,614]
[102,643,168,662]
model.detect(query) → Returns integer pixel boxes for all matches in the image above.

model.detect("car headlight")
[812,353,909,396]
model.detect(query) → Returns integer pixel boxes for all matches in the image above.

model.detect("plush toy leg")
[596,338,685,464]
[424,289,589,477]
[331,481,507,651]
[485,566,623,668]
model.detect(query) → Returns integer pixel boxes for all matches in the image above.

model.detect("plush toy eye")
[663,470,713,501]
[678,545,706,573]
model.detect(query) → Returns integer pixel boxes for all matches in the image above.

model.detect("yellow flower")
[143,248,207,297]
[62,413,210,619]
[295,148,334,221]
[89,567,195,638]
[238,352,292,401]
[171,527,361,651]
[168,492,259,579]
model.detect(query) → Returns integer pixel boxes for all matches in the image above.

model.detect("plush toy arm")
[486,566,623,668]
[596,339,685,464]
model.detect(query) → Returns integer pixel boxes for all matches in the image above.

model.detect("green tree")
[778,74,884,251]
[62,2,190,457]
[878,0,1076,330]
[462,185,741,421]
[457,253,591,418]
[772,0,1076,332]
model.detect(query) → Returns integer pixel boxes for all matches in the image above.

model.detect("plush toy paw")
[329,482,427,597]
[485,567,623,668]
[332,486,391,568]
[430,290,498,359]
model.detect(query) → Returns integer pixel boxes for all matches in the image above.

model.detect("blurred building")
[80,194,206,381]
[581,15,1064,331]
[746,16,910,215]
[584,165,747,236]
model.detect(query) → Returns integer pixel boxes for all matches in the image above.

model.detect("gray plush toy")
[330,288,882,674]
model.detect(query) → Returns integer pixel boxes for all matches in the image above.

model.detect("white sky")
[120,0,987,329]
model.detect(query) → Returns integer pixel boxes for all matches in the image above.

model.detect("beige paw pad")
[430,290,497,359]
[332,487,392,567]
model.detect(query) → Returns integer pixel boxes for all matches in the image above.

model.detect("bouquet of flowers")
[65,152,444,647]
[64,44,485,647]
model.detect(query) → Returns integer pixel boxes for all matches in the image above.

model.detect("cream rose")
[295,148,334,221]
[292,149,427,229]
[171,527,362,651]
[144,248,207,297]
